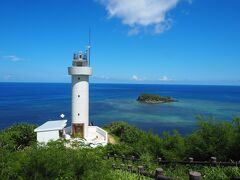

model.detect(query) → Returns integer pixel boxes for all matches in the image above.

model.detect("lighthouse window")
[78,113,80,116]
[78,95,80,98]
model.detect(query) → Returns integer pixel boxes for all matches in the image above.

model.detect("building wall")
[37,130,59,143]
[87,126,108,145]
[96,126,108,142]
[72,75,89,138]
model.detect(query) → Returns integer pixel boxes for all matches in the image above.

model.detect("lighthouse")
[34,45,108,145]
[68,49,92,138]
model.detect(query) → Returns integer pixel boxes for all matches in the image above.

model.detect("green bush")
[105,121,143,144]
[186,116,239,161]
[105,143,135,156]
[160,131,186,160]
[1,118,240,179]
[105,118,240,161]
[0,123,37,151]
[1,141,116,179]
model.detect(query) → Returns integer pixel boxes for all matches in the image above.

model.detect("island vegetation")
[0,116,240,179]
[137,94,176,104]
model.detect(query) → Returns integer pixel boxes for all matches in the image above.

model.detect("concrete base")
[65,126,108,147]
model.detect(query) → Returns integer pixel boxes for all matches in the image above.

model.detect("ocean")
[0,83,240,135]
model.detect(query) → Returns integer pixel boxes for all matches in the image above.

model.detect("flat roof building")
[34,120,67,143]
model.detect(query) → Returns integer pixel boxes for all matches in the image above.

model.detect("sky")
[0,0,240,85]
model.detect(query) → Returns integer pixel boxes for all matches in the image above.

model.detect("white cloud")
[2,55,21,62]
[128,27,140,36]
[154,19,173,33]
[98,0,185,34]
[158,75,172,81]
[131,74,143,81]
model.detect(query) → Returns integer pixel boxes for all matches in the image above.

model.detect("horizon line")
[0,81,240,87]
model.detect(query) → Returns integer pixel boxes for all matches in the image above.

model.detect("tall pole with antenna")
[88,28,91,66]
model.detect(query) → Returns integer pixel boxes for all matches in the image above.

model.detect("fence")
[106,154,240,180]
[106,154,240,167]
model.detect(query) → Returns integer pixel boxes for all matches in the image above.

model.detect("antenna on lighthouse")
[87,27,91,66]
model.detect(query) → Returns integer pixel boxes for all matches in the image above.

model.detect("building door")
[72,124,84,138]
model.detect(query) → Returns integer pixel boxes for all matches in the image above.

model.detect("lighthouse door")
[72,124,84,138]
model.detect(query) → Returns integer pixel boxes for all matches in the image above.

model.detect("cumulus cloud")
[1,55,21,62]
[98,0,184,34]
[158,75,172,81]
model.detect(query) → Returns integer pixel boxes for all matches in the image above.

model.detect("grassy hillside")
[0,117,240,179]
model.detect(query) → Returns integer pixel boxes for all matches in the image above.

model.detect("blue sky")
[0,0,240,85]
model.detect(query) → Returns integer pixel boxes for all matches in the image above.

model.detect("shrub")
[1,141,116,179]
[186,116,238,161]
[160,131,186,160]
[105,121,143,144]
[0,123,37,151]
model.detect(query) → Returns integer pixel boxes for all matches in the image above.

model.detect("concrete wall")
[87,126,108,145]
[87,126,97,139]
[96,127,108,143]
[37,130,59,143]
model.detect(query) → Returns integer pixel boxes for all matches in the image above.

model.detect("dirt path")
[108,134,116,144]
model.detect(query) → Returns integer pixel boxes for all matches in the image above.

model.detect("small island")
[137,94,176,104]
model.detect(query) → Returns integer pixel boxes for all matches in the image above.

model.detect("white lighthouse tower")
[68,49,92,138]
[34,45,108,145]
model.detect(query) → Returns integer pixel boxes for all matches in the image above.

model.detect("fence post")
[189,171,201,180]
[128,165,133,172]
[211,157,217,164]
[157,157,162,165]
[138,166,144,174]
[122,155,125,163]
[132,156,135,163]
[155,168,164,179]
[112,163,116,169]
[189,157,194,163]
[114,154,117,160]
[120,163,125,170]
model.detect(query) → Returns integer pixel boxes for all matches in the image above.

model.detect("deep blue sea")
[0,83,240,135]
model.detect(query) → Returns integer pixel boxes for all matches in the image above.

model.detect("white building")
[34,47,108,146]
[34,120,67,143]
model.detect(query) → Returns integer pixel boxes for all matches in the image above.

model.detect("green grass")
[112,170,152,180]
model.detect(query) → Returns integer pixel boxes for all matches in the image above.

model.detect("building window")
[78,77,80,80]
[78,95,80,98]
[78,113,80,116]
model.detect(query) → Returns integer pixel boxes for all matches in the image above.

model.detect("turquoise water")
[0,83,240,134]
